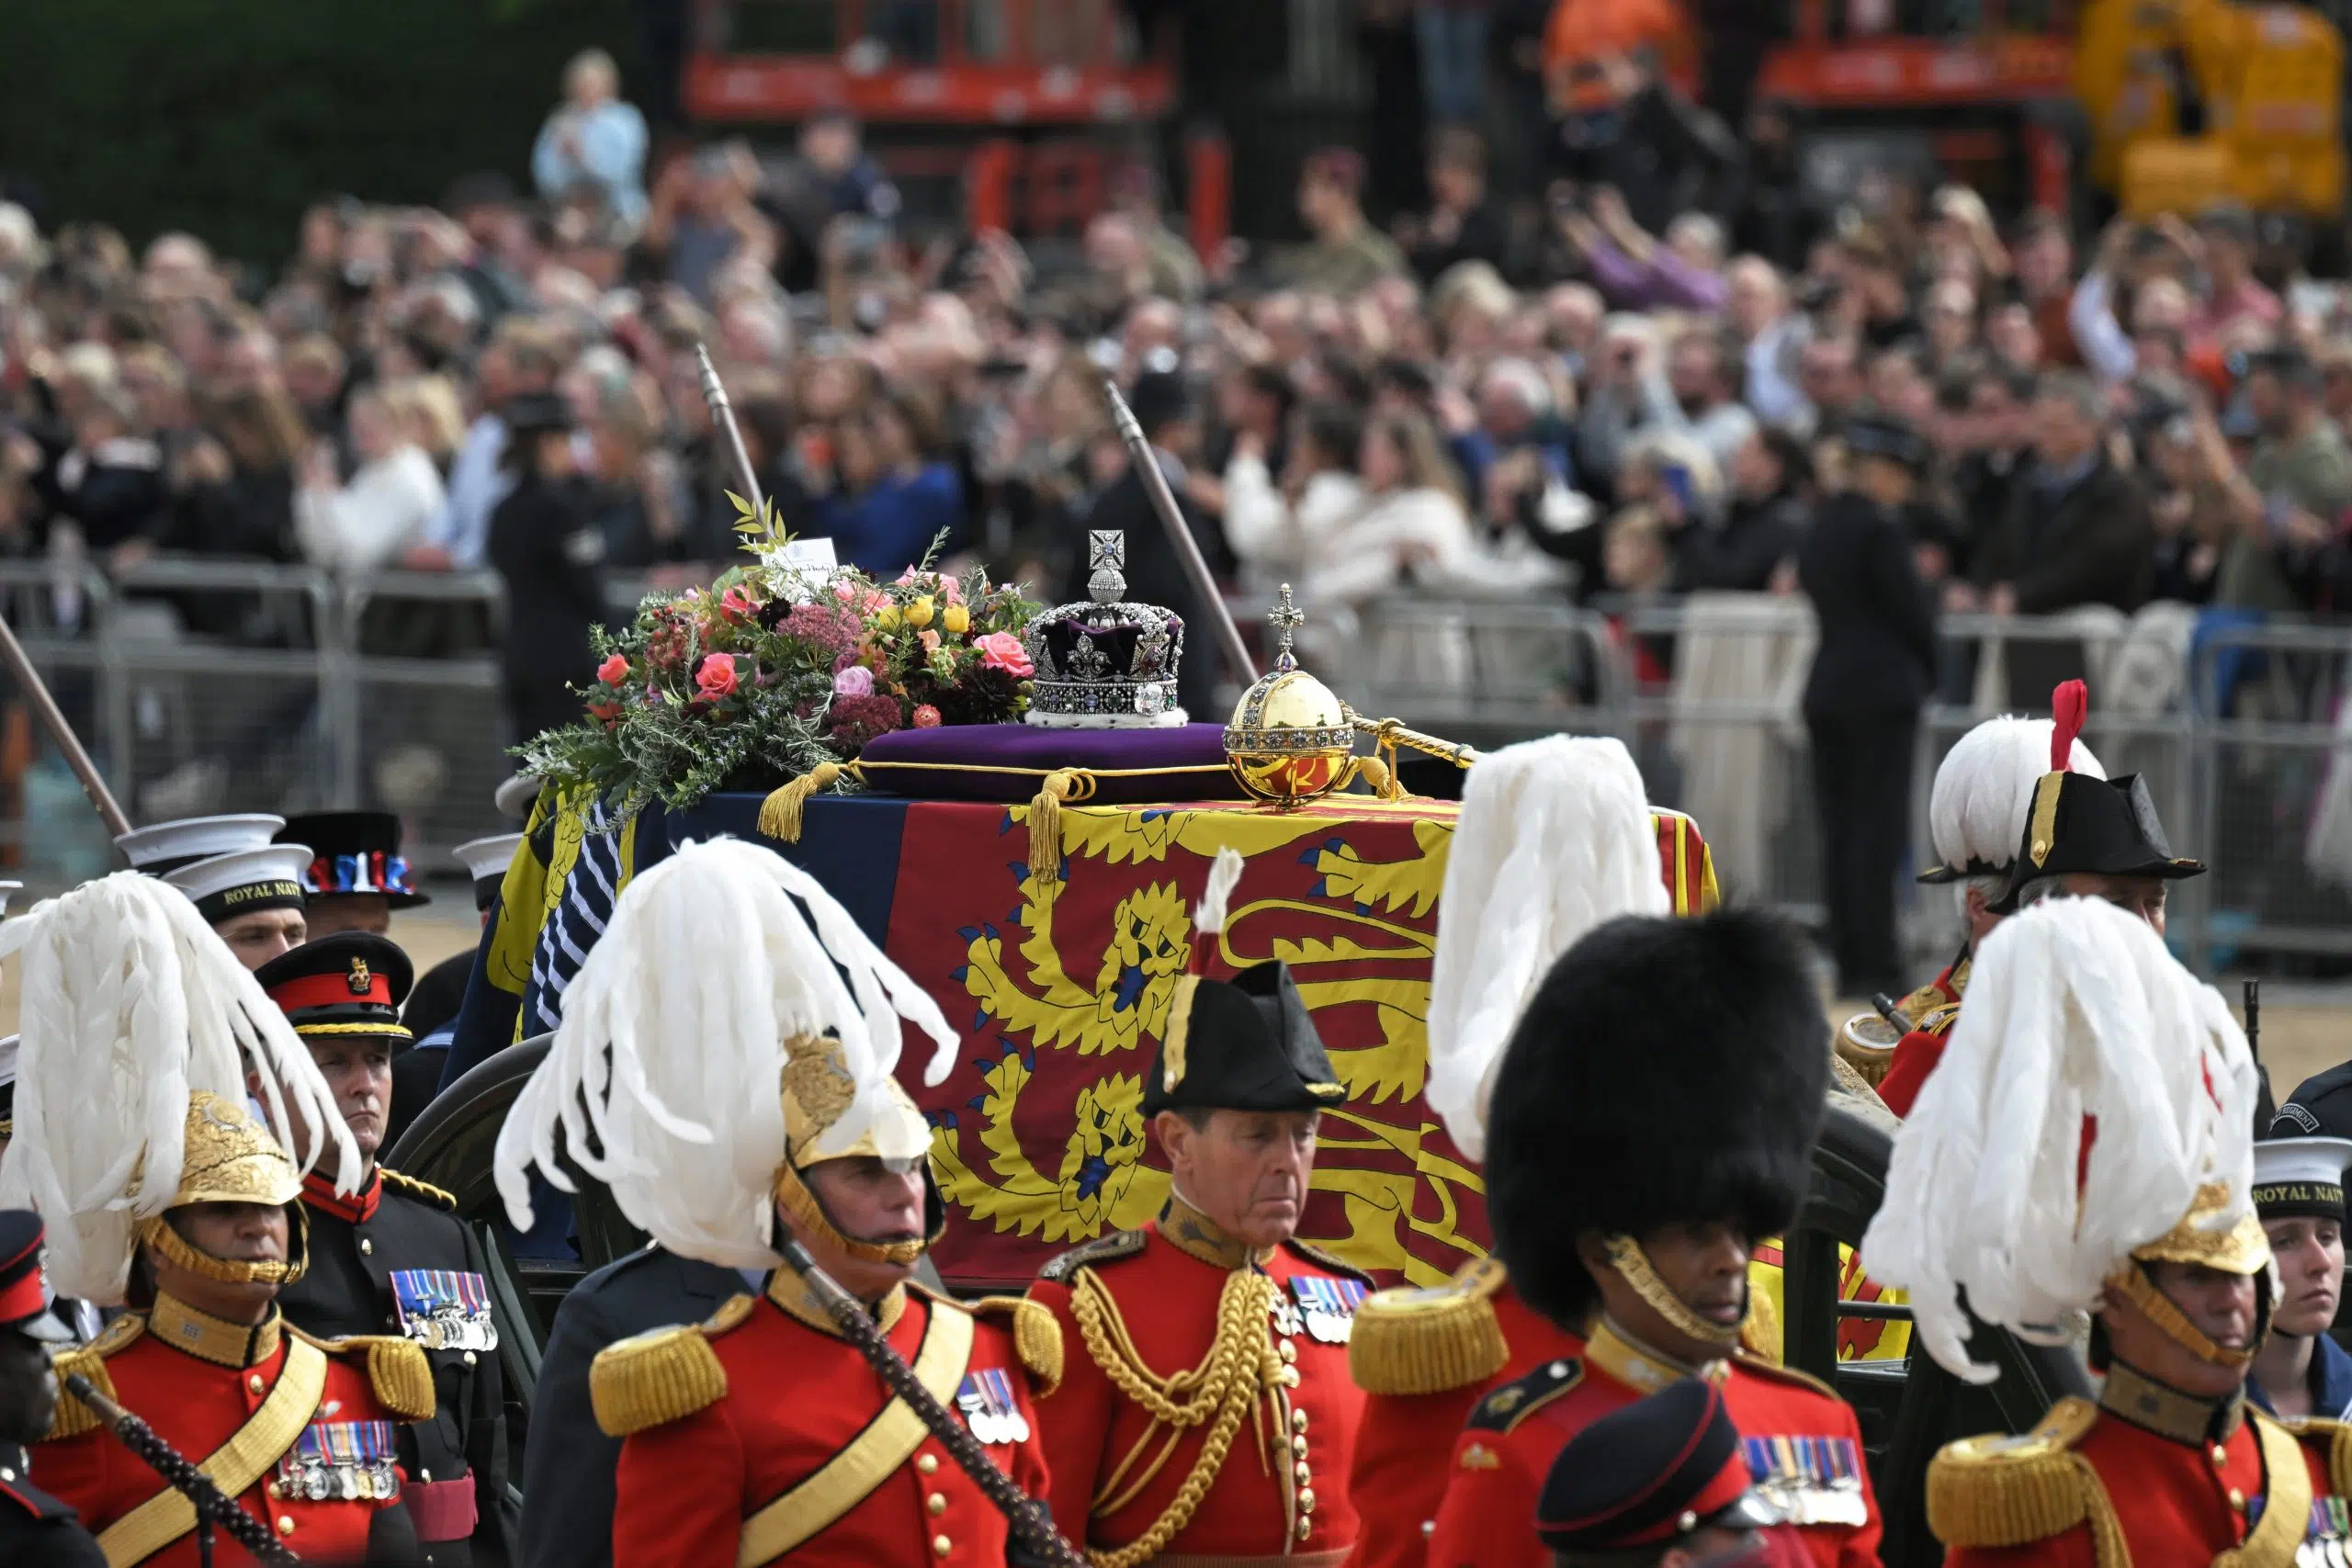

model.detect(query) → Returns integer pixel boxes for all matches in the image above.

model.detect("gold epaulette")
[1917,1000,1962,1038]
[588,1293,755,1438]
[2286,1416,2352,1495]
[379,1168,458,1213]
[1730,1349,1834,1399]
[1348,1256,1510,1396]
[971,1295,1065,1396]
[290,1327,435,1421]
[1926,1398,2104,1549]
[42,1315,144,1440]
[1037,1228,1146,1284]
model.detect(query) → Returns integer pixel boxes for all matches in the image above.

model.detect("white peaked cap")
[1425,735,1668,1162]
[114,814,288,874]
[453,834,525,886]
[1928,716,2105,876]
[0,872,359,1302]
[163,844,313,909]
[494,837,959,1270]
[1860,896,2256,1383]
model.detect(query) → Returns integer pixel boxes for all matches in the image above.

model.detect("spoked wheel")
[1782,1094,2093,1568]
[385,1035,648,1450]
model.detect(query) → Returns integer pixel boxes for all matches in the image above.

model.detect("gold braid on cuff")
[1604,1235,1746,1351]
[140,1205,309,1288]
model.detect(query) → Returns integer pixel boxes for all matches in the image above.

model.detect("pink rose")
[912,705,943,728]
[718,585,760,626]
[974,631,1034,678]
[695,652,739,701]
[833,664,876,697]
[597,653,629,685]
[919,629,942,653]
[894,570,965,605]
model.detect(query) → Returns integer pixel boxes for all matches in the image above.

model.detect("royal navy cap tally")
[116,813,288,875]
[453,832,523,914]
[277,811,429,908]
[256,931,414,1043]
[2253,1135,2352,1222]
[164,842,313,925]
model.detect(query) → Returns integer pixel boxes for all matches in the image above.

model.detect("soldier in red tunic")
[1426,909,1882,1568]
[0,870,430,1567]
[1860,705,2104,1114]
[1025,848,1374,1567]
[492,839,1059,1568]
[1859,894,2352,1568]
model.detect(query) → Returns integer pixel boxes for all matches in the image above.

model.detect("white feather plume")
[1860,896,2256,1383]
[1928,716,2106,874]
[1424,736,1669,1161]
[493,837,959,1269]
[1193,848,1244,942]
[0,872,359,1303]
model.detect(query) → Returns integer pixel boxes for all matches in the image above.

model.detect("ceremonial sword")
[65,1371,305,1566]
[775,1237,1089,1568]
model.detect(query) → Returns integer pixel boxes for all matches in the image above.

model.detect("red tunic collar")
[301,1167,381,1224]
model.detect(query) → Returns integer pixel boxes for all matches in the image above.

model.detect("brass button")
[917,1453,941,1476]
[266,1481,282,1501]
[463,1351,478,1367]
[1291,1436,1308,1457]
[1299,1487,1317,1514]
[1278,1341,1297,1365]
[359,1238,373,1257]
[2229,1488,2246,1511]
[1295,1461,1311,1483]
[1296,1517,1313,1540]
[933,1535,953,1558]
[1292,1410,1308,1434]
[277,1517,296,1536]
[1279,1366,1300,1388]
[248,1374,266,1394]
[928,1494,948,1517]
[419,1470,432,1483]
[2211,1444,2229,1466]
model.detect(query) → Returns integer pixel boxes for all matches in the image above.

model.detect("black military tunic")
[0,1442,106,1567]
[277,1167,511,1567]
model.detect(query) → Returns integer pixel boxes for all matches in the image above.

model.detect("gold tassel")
[1350,753,1396,800]
[1347,1258,1510,1396]
[1924,1398,2100,1549]
[758,760,843,842]
[1028,768,1081,885]
[363,1337,436,1421]
[42,1346,117,1440]
[591,1325,730,1438]
[976,1295,1067,1396]
[2331,1419,2352,1496]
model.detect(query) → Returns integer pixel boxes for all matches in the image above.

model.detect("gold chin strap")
[773,1162,939,1269]
[1603,1235,1746,1352]
[2111,1261,2261,1372]
[140,1206,309,1289]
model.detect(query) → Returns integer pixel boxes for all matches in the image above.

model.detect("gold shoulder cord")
[1068,1267,1285,1568]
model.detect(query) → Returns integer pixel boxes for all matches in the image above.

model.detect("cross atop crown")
[1086,531,1127,605]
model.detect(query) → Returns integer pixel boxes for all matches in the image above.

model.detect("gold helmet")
[775,1036,944,1268]
[2111,1180,2274,1370]
[136,1091,311,1289]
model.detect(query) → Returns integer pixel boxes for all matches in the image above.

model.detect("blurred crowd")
[4,27,2352,749]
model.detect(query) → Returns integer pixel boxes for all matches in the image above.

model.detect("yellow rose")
[875,606,903,633]
[942,603,970,636]
[905,595,936,628]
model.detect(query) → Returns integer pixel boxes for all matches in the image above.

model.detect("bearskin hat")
[1486,909,1829,1330]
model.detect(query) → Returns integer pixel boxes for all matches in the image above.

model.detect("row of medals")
[1271,1290,1353,1345]
[276,1456,401,1505]
[2301,1498,2352,1568]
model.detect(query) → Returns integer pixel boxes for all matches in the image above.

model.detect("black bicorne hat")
[1992,681,2202,913]
[1143,960,1345,1118]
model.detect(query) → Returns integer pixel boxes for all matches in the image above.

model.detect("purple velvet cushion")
[854,722,1245,804]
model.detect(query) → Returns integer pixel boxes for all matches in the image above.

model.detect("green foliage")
[0,0,639,264]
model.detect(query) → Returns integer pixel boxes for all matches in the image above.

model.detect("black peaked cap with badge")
[0,1210,107,1568]
[1536,1375,1784,1552]
[263,933,509,1566]
[1140,959,1347,1119]
[1484,910,1830,1330]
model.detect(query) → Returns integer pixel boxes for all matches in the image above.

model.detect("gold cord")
[1069,1267,1284,1568]
[1603,1235,1744,1351]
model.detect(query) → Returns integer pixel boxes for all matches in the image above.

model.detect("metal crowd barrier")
[1332,592,2352,978]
